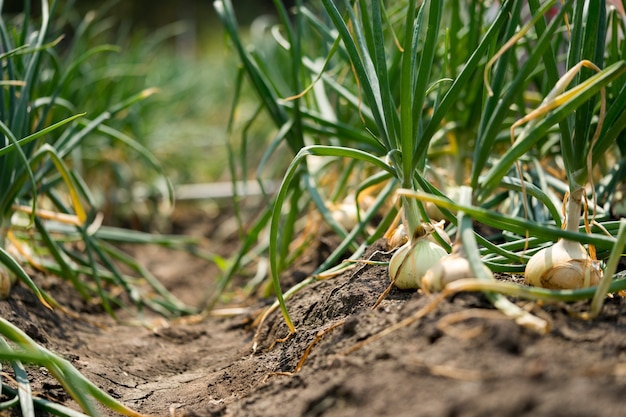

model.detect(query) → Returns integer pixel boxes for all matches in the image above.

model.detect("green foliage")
[0,0,195,317]
[216,0,626,330]
[0,1,212,415]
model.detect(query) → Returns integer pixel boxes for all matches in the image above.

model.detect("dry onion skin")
[386,220,450,250]
[388,224,449,290]
[524,238,603,289]
[386,223,408,249]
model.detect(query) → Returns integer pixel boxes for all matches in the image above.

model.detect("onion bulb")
[0,266,14,299]
[386,223,408,249]
[329,195,375,231]
[330,201,359,230]
[388,226,448,290]
[425,186,459,222]
[422,247,490,292]
[524,239,603,289]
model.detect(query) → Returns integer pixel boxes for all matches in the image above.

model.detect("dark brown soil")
[2,214,626,417]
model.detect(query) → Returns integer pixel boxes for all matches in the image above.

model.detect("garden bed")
[3,218,625,417]
[2,2,626,416]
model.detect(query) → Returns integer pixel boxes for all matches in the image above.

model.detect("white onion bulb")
[422,249,490,292]
[330,201,359,230]
[389,236,447,290]
[524,239,603,289]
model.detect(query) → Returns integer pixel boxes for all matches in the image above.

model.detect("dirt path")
[2,238,626,417]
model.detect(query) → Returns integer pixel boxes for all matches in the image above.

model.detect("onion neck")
[401,195,421,242]
[565,186,584,234]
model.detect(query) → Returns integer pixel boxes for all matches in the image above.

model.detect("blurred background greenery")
[3,0,282,28]
[2,0,286,230]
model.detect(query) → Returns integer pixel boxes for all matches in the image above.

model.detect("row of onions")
[386,0,626,328]
[389,58,623,293]
[217,0,626,335]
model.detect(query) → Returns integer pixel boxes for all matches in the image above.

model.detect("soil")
[2,209,626,417]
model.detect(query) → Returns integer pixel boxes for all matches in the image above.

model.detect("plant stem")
[565,186,584,233]
[401,195,421,239]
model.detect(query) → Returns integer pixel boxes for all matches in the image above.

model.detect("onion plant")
[0,1,204,415]
[217,0,626,337]
[471,0,626,288]
[0,0,198,317]
[392,1,626,316]
[54,5,234,222]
